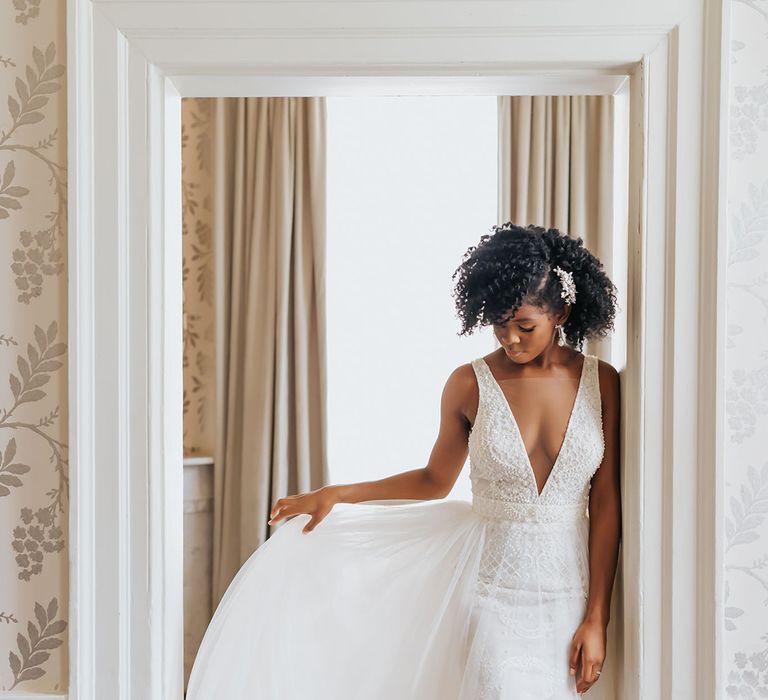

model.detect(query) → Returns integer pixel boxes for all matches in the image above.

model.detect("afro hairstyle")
[451,222,619,351]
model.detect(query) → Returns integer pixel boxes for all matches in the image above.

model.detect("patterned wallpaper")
[0,0,69,693]
[723,1,768,694]
[181,98,216,458]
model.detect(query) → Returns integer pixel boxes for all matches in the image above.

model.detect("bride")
[186,222,622,699]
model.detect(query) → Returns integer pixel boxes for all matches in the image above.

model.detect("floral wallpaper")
[0,0,69,694]
[181,98,216,458]
[723,0,768,695]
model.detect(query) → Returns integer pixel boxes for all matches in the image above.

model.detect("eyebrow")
[502,317,537,323]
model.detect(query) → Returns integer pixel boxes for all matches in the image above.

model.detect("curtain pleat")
[498,94,614,255]
[210,97,329,605]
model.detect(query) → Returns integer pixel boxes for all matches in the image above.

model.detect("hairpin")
[553,266,576,305]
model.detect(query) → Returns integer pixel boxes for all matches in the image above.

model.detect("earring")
[555,324,567,347]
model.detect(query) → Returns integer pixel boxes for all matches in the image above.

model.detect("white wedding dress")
[186,353,604,699]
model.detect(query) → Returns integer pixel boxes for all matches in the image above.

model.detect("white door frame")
[67,2,730,698]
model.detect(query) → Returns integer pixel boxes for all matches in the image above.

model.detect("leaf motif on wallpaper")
[2,321,65,411]
[1,322,68,580]
[724,606,744,633]
[181,118,189,155]
[728,180,768,264]
[0,438,31,497]
[182,178,201,219]
[0,335,19,347]
[0,612,18,625]
[183,311,202,361]
[0,160,30,220]
[192,219,214,305]
[12,0,42,26]
[725,463,768,611]
[726,365,768,443]
[0,42,67,304]
[2,43,64,139]
[189,99,213,176]
[7,597,66,690]
[181,98,215,456]
[726,462,768,551]
[723,581,748,634]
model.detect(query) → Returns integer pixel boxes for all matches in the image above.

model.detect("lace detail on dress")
[468,353,604,512]
[462,353,604,699]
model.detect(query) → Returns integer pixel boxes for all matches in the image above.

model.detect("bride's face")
[492,302,565,362]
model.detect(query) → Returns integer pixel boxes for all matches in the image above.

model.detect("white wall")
[326,96,498,502]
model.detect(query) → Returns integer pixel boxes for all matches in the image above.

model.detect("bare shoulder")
[444,361,479,399]
[448,360,478,383]
[442,361,480,427]
[595,357,620,405]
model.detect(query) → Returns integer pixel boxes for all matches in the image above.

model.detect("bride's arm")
[569,359,622,692]
[584,360,622,626]
[269,364,473,528]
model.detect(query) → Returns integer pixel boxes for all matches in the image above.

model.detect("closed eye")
[520,326,535,333]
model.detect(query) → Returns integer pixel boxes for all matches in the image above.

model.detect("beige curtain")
[498,95,614,254]
[210,97,329,605]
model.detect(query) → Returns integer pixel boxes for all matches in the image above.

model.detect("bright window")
[326,96,498,502]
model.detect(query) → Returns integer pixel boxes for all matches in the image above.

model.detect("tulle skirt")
[186,498,590,699]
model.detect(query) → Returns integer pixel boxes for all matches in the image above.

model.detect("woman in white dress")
[186,222,622,699]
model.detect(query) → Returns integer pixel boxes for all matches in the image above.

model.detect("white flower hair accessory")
[553,265,577,305]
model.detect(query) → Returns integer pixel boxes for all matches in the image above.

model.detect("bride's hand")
[568,618,606,694]
[268,486,338,534]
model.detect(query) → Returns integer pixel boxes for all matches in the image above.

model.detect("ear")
[555,303,572,326]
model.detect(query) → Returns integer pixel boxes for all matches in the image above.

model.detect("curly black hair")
[451,222,618,351]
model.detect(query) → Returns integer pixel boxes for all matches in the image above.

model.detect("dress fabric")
[186,353,605,700]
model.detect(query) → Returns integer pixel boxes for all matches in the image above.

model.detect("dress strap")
[470,358,489,383]
[469,358,494,424]
[588,353,602,410]
[577,353,598,423]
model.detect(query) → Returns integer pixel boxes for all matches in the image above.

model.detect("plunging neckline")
[480,354,588,500]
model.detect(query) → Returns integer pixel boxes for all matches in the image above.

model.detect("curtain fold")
[211,97,329,605]
[498,95,614,255]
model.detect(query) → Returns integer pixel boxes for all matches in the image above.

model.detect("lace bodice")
[468,353,605,523]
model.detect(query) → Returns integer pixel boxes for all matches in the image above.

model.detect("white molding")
[66,0,96,698]
[171,74,631,98]
[68,2,728,698]
[0,695,68,699]
[697,0,731,693]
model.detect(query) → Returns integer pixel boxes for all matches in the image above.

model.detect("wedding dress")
[186,353,604,699]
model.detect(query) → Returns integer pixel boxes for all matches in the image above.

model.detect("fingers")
[302,516,319,534]
[269,498,285,522]
[576,655,604,693]
[269,495,298,520]
[268,496,331,532]
[575,647,591,694]
[302,505,331,534]
[569,638,582,677]
[268,498,297,524]
[583,658,604,684]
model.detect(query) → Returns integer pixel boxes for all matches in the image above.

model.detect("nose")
[502,331,521,345]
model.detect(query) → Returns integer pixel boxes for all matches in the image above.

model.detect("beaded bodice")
[468,353,604,523]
